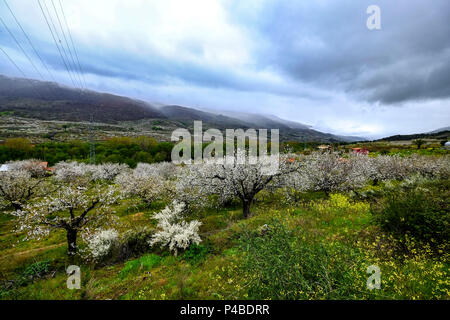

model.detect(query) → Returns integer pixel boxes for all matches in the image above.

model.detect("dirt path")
[2,242,65,259]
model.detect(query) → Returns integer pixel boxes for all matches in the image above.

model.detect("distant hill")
[159,105,252,129]
[332,135,367,143]
[161,106,362,142]
[0,75,363,143]
[427,126,450,134]
[0,75,164,122]
[378,129,450,141]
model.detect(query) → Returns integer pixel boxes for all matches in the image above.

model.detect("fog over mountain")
[0,0,449,138]
[0,75,368,142]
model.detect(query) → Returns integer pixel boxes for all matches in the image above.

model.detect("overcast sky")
[0,0,449,138]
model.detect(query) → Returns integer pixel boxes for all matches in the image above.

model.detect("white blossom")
[115,162,174,206]
[12,184,120,255]
[88,163,130,182]
[84,229,119,262]
[175,151,296,217]
[6,160,47,178]
[53,161,90,183]
[149,200,202,256]
[0,169,45,210]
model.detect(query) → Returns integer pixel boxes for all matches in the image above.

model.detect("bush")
[1,260,52,292]
[21,260,51,281]
[149,201,202,256]
[182,244,209,265]
[371,180,449,250]
[119,254,161,279]
[239,221,362,299]
[85,229,120,263]
[118,227,155,260]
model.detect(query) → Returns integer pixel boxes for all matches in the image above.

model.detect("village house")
[0,161,54,173]
[351,147,369,155]
[317,145,331,151]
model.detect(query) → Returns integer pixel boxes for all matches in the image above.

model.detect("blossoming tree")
[177,152,296,218]
[299,152,368,195]
[0,162,47,211]
[13,185,119,255]
[115,162,176,207]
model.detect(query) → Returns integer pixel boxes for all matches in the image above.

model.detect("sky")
[0,0,449,139]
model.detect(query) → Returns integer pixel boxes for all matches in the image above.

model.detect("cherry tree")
[53,161,90,184]
[407,154,449,180]
[0,166,46,211]
[12,185,119,255]
[6,160,47,178]
[134,162,178,180]
[177,152,296,218]
[115,162,176,207]
[89,163,130,182]
[299,152,369,195]
[278,155,309,202]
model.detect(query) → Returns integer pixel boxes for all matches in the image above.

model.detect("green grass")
[1,183,448,300]
[119,254,162,279]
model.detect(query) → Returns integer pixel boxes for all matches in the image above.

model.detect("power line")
[58,0,87,89]
[37,0,77,88]
[3,0,56,82]
[51,0,83,89]
[56,0,93,158]
[0,45,27,77]
[0,15,45,80]
[42,0,77,86]
[0,14,47,99]
[0,45,48,99]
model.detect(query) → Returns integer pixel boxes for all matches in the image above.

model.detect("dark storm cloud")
[2,0,449,105]
[230,0,450,104]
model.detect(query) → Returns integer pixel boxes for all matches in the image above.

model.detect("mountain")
[0,75,164,122]
[332,135,367,143]
[427,126,450,134]
[0,75,361,142]
[378,128,450,141]
[206,110,366,142]
[159,105,251,129]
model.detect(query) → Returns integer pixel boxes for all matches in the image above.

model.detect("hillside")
[0,75,164,123]
[378,129,450,142]
[0,75,361,142]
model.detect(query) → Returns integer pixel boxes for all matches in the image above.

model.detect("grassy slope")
[1,188,448,300]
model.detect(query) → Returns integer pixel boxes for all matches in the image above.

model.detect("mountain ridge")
[0,75,363,142]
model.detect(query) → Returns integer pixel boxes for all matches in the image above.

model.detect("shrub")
[119,254,161,279]
[149,201,202,256]
[182,244,209,265]
[85,229,120,263]
[119,226,155,260]
[311,193,370,214]
[21,260,51,281]
[239,221,362,299]
[371,181,449,250]
[3,260,52,290]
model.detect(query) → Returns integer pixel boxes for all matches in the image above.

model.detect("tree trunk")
[66,228,78,256]
[242,199,251,218]
[12,203,22,211]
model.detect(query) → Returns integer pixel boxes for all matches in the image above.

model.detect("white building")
[0,164,9,172]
